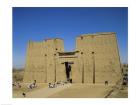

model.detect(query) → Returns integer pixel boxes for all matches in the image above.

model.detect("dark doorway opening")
[65,62,71,82]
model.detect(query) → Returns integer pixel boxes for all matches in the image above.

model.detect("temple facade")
[23,32,121,84]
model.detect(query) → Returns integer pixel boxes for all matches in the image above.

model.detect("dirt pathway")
[13,83,72,98]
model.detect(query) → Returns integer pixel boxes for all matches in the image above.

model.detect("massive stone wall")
[23,41,46,83]
[76,32,121,84]
[44,39,64,83]
[23,32,121,84]
[23,39,64,83]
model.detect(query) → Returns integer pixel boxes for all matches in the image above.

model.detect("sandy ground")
[13,83,48,98]
[13,83,72,98]
[106,86,128,98]
[49,84,113,98]
[13,83,116,98]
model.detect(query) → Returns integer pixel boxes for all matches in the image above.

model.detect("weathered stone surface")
[23,32,121,84]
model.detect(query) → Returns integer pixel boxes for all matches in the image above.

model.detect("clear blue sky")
[13,7,128,68]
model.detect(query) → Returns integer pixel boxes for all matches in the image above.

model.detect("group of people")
[48,81,67,88]
[28,80,37,89]
[13,82,21,88]
[22,80,37,97]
